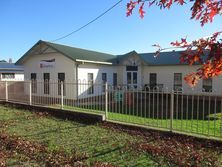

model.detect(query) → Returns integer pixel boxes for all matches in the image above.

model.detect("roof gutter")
[75,59,112,65]
[0,68,24,70]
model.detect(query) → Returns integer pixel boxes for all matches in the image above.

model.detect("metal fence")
[0,80,221,140]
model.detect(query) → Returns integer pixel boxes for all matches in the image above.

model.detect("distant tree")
[127,0,222,87]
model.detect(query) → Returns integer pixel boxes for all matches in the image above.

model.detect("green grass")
[49,104,222,139]
[0,105,161,166]
[108,112,222,139]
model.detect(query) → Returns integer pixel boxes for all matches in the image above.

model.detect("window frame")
[113,73,117,87]
[174,73,183,92]
[31,73,37,93]
[58,73,65,96]
[102,73,107,92]
[87,73,94,95]
[2,73,15,79]
[43,73,50,95]
[149,73,157,87]
[202,78,213,92]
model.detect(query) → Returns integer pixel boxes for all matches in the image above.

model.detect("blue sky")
[0,0,221,62]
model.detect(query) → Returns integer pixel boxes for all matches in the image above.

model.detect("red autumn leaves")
[127,0,221,23]
[171,32,222,87]
[127,0,222,87]
[191,0,222,26]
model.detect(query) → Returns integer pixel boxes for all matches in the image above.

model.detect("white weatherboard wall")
[206,75,222,95]
[143,65,222,95]
[77,64,117,98]
[23,50,77,99]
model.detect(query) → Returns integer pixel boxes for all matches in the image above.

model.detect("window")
[31,73,37,93]
[126,66,138,88]
[126,66,138,71]
[102,73,107,92]
[133,72,137,84]
[149,73,157,88]
[203,78,212,92]
[58,73,65,96]
[87,73,94,94]
[127,72,131,84]
[113,73,117,87]
[43,73,50,94]
[174,73,182,91]
[2,73,15,79]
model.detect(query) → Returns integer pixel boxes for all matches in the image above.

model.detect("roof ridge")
[42,40,115,56]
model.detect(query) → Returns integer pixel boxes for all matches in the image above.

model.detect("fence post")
[29,80,32,105]
[5,81,8,102]
[61,81,64,109]
[105,82,108,120]
[170,91,174,132]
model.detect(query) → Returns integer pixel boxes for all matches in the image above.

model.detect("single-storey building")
[0,60,24,81]
[0,61,24,100]
[15,40,222,99]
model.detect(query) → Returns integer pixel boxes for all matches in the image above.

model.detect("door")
[127,71,138,88]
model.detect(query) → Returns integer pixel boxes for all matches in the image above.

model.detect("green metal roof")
[16,40,203,66]
[138,51,183,65]
[116,50,203,66]
[45,41,116,63]
[16,40,116,65]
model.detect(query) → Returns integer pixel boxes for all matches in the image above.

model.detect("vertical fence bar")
[29,80,32,105]
[170,92,174,132]
[214,96,217,137]
[220,97,222,137]
[61,81,64,109]
[196,95,199,134]
[166,91,169,128]
[5,81,8,102]
[191,95,194,132]
[105,82,108,120]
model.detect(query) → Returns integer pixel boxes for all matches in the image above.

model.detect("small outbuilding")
[0,61,24,81]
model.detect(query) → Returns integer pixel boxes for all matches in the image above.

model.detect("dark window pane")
[127,72,131,84]
[44,73,50,94]
[31,73,36,80]
[150,73,157,86]
[203,78,212,92]
[88,73,94,94]
[102,73,107,82]
[2,73,15,79]
[58,73,65,95]
[113,73,117,87]
[31,73,37,93]
[133,72,137,84]
[102,73,107,92]
[126,66,138,71]
[174,73,182,91]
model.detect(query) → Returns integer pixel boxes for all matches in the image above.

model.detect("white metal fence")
[0,80,221,140]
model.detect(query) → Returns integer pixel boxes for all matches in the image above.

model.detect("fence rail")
[0,80,221,140]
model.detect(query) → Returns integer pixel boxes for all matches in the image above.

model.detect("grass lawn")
[0,105,160,166]
[108,112,222,139]
[1,104,221,166]
[50,104,222,139]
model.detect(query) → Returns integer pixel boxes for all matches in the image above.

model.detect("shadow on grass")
[92,146,125,158]
[22,124,88,138]
[1,102,102,125]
